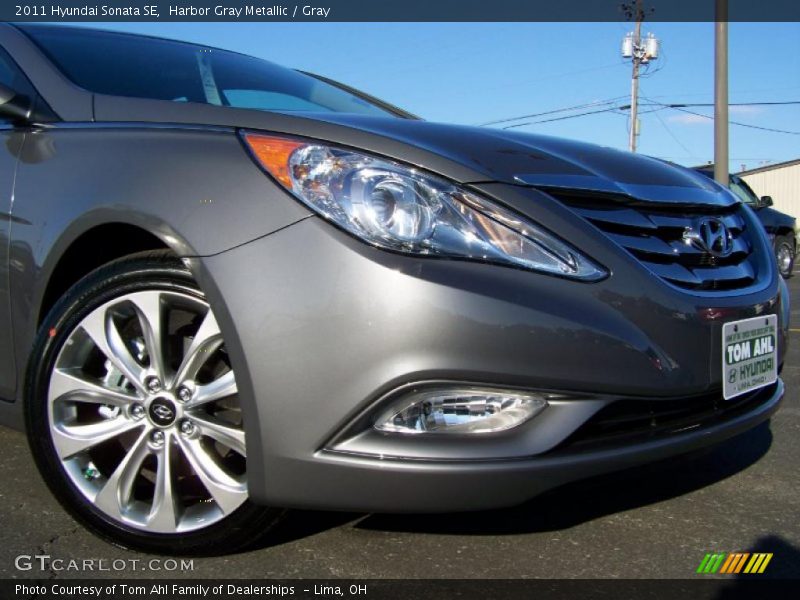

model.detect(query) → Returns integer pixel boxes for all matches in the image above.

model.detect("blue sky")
[71,21,799,172]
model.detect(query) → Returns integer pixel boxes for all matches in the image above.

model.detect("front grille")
[550,191,758,291]
[553,382,777,453]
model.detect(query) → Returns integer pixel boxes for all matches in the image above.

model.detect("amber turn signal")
[243,134,304,189]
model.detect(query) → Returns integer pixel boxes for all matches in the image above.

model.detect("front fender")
[8,125,310,403]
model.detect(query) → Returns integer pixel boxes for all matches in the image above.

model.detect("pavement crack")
[33,525,83,580]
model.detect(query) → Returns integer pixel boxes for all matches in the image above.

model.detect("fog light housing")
[374,388,549,434]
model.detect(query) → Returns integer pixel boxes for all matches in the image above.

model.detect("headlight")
[243,133,606,280]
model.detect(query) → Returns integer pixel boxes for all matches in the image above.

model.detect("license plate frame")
[722,314,778,400]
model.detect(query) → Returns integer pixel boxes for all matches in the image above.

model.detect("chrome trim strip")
[36,121,236,133]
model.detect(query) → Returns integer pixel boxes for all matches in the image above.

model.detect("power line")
[481,99,800,130]
[650,106,694,156]
[646,87,800,100]
[646,100,800,108]
[480,96,800,134]
[477,97,627,127]
[500,106,625,130]
[643,97,800,135]
[653,156,780,161]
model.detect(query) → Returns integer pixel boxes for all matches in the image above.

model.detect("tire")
[775,235,795,279]
[25,251,283,555]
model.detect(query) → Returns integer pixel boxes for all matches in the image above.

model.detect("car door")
[0,46,29,400]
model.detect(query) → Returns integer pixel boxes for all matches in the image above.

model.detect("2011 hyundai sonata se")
[0,24,788,553]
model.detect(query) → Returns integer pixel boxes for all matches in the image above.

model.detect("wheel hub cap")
[148,397,178,427]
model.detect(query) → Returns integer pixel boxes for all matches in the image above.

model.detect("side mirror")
[760,196,774,208]
[0,83,33,123]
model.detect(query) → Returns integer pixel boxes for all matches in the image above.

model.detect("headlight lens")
[244,133,605,280]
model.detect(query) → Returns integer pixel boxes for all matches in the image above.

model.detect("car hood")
[93,95,734,207]
[304,113,732,206]
[757,206,796,229]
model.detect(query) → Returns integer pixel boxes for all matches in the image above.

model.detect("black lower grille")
[549,192,759,292]
[553,382,777,453]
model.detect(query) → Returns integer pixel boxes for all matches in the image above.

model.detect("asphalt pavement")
[1,268,799,580]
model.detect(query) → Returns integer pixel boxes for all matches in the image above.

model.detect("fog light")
[375,388,548,434]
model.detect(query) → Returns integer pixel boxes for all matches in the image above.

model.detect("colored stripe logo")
[696,552,773,574]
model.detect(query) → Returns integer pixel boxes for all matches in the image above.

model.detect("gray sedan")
[0,24,788,554]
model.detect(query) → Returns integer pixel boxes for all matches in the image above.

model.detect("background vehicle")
[695,167,797,278]
[0,24,787,554]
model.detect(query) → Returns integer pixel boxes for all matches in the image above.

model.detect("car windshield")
[729,177,759,206]
[695,169,759,206]
[19,25,400,118]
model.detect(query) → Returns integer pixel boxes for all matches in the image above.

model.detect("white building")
[739,158,800,220]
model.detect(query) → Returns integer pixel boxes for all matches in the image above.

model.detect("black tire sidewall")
[24,254,281,555]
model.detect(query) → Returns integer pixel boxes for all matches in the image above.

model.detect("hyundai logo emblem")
[682,217,734,258]
[148,398,177,426]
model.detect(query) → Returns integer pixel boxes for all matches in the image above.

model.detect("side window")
[0,46,37,124]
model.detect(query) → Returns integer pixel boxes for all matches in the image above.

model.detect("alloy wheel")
[776,241,793,277]
[47,290,247,533]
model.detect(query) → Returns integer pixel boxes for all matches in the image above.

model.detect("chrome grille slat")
[665,237,750,258]
[649,212,745,232]
[692,263,756,284]
[605,232,676,256]
[573,207,658,230]
[549,192,759,292]
[643,262,702,286]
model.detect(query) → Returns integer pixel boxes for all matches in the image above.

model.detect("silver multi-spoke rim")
[47,290,247,533]
[776,243,793,275]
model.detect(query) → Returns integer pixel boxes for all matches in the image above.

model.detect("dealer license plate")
[722,314,778,400]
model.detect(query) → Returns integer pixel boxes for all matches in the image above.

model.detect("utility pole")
[622,1,658,152]
[629,14,642,152]
[714,0,729,186]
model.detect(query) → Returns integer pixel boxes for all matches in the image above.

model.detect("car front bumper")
[268,379,783,512]
[192,184,787,512]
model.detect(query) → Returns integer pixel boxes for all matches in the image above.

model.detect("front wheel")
[775,235,795,279]
[25,252,282,554]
